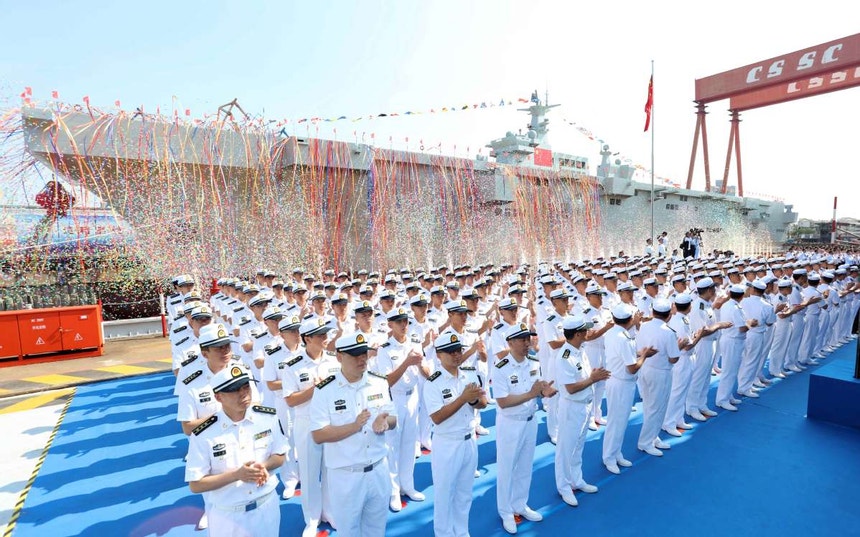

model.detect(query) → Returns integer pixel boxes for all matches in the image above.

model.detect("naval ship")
[14,94,798,269]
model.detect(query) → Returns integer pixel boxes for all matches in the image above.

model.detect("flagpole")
[650,60,655,246]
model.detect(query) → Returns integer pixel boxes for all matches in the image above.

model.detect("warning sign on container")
[74,333,83,341]
[35,337,45,345]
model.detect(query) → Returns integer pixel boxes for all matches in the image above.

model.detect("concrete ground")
[0,336,172,399]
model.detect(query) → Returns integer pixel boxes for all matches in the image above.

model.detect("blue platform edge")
[808,349,860,429]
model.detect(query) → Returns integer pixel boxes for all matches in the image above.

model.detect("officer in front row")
[309,332,397,537]
[424,332,488,537]
[492,323,556,534]
[185,365,287,537]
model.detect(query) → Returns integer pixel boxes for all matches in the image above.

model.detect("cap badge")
[217,326,227,338]
[450,334,459,343]
[230,366,242,378]
[356,334,365,344]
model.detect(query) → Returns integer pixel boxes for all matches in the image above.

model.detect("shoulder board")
[316,375,336,389]
[495,358,509,369]
[380,342,391,348]
[428,371,442,382]
[253,331,267,339]
[287,356,303,367]
[699,302,705,310]
[527,356,540,362]
[374,312,382,317]
[562,348,571,359]
[252,405,276,415]
[460,366,476,371]
[180,353,198,367]
[368,370,388,380]
[537,299,545,304]
[265,345,282,356]
[239,317,252,326]
[233,306,244,312]
[192,415,218,436]
[175,336,189,346]
[494,323,503,330]
[169,298,182,305]
[325,350,336,357]
[303,313,314,319]
[169,292,180,299]
[666,325,677,333]
[172,325,187,334]
[547,315,556,321]
[182,370,202,385]
[583,307,592,314]
[227,299,238,305]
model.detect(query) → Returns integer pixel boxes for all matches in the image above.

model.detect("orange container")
[0,304,104,366]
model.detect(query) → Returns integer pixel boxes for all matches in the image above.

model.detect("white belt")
[339,457,385,473]
[212,489,275,513]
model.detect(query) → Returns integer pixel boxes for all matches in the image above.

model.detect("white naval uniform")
[602,325,638,465]
[687,297,717,414]
[798,285,822,364]
[423,366,482,537]
[663,312,694,430]
[716,299,747,406]
[281,351,340,526]
[539,314,565,442]
[372,334,427,498]
[261,340,300,489]
[738,295,774,393]
[768,292,793,375]
[173,345,202,396]
[635,319,680,449]
[554,342,593,495]
[309,371,397,537]
[491,354,542,520]
[582,305,611,422]
[784,283,806,369]
[185,406,287,537]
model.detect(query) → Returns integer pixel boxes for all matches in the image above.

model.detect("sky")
[1,0,858,220]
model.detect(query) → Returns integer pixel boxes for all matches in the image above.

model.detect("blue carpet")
[12,342,860,536]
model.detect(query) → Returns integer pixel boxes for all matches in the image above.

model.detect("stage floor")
[7,341,860,537]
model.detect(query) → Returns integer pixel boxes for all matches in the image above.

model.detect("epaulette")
[583,307,592,314]
[537,299,545,305]
[233,306,244,312]
[303,313,314,319]
[460,366,476,371]
[192,415,218,436]
[265,345,282,356]
[547,315,556,322]
[325,350,336,357]
[380,342,391,348]
[175,336,189,346]
[287,356,302,367]
[227,298,238,305]
[494,323,503,330]
[180,353,198,367]
[316,375,336,389]
[254,331,267,339]
[239,317,252,326]
[182,370,202,385]
[666,325,677,333]
[428,371,441,382]
[562,349,571,360]
[172,324,187,334]
[527,356,540,362]
[368,370,388,380]
[169,298,182,305]
[252,405,276,415]
[168,292,180,299]
[495,358,509,369]
[374,312,382,317]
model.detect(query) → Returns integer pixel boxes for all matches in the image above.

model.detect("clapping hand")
[372,412,390,434]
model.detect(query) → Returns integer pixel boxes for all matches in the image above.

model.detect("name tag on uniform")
[213,443,226,457]
[299,373,310,382]
[510,375,519,385]
[334,399,347,411]
[199,391,211,403]
[442,388,453,400]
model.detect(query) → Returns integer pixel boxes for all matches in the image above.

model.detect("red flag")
[83,95,90,105]
[643,75,653,132]
[24,87,32,96]
[51,90,59,99]
[115,100,121,107]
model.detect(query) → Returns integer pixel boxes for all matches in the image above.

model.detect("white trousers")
[207,491,279,537]
[686,338,716,413]
[785,315,805,368]
[583,345,606,421]
[495,413,538,518]
[603,377,636,464]
[555,398,591,494]
[431,433,477,537]
[798,313,820,363]
[276,399,299,488]
[294,415,331,525]
[327,459,390,537]
[637,367,672,449]
[663,353,694,430]
[716,337,743,405]
[738,331,765,393]
[768,320,792,374]
[387,390,420,496]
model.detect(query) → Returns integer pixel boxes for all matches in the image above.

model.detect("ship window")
[679,195,688,202]
[609,198,622,206]
[665,203,679,210]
